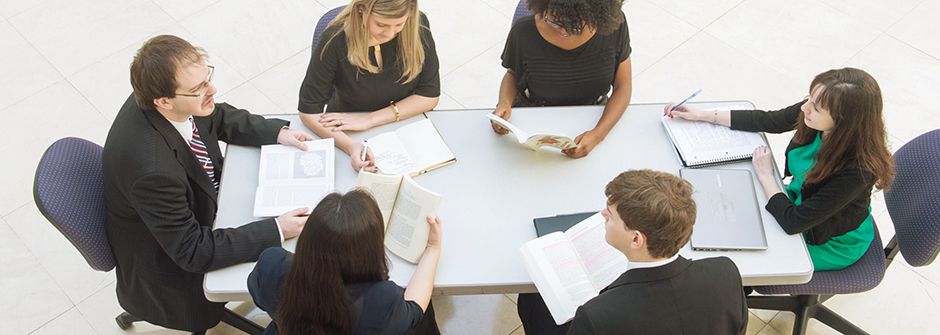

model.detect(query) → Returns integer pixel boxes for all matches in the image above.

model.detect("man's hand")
[277,207,308,239]
[277,128,315,151]
[490,105,511,135]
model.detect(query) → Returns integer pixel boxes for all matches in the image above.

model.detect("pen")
[359,140,369,172]
[669,89,703,112]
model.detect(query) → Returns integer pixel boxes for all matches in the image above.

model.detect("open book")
[518,212,628,325]
[253,139,335,217]
[356,171,442,263]
[486,113,577,150]
[661,105,766,168]
[368,118,456,177]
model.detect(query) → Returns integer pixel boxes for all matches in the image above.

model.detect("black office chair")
[747,129,940,335]
[34,137,264,335]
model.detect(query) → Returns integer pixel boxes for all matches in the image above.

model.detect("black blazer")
[567,257,747,335]
[731,102,875,245]
[103,94,287,331]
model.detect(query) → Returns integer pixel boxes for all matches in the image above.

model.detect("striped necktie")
[189,118,218,192]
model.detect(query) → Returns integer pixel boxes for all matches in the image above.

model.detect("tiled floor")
[2,0,939,334]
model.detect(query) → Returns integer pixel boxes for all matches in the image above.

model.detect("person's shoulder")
[690,256,742,280]
[258,247,291,263]
[508,14,536,36]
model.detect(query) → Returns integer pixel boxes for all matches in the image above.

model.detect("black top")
[248,247,424,335]
[731,102,876,245]
[299,12,440,114]
[500,14,631,106]
[567,257,747,335]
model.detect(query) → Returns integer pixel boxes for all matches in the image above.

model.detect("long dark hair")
[276,189,389,335]
[792,67,894,190]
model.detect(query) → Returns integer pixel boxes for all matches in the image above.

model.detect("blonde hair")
[324,0,425,84]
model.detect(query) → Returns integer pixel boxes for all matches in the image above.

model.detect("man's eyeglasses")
[176,65,215,98]
[542,16,585,35]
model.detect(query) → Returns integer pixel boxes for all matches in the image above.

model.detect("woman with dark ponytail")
[248,189,442,334]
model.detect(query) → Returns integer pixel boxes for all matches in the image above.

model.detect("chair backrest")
[884,129,940,267]
[33,137,115,272]
[513,0,532,25]
[312,5,347,55]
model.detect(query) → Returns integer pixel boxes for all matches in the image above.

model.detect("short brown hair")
[129,35,206,110]
[605,169,696,259]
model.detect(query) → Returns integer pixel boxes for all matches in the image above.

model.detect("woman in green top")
[665,68,894,270]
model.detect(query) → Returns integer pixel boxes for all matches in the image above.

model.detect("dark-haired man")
[103,34,312,333]
[518,169,748,335]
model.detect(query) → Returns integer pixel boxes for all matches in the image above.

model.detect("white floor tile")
[436,92,466,110]
[746,311,768,335]
[7,0,175,77]
[0,0,47,19]
[217,82,286,115]
[749,308,779,324]
[755,323,784,335]
[151,0,220,21]
[432,294,522,335]
[887,0,940,61]
[440,44,505,109]
[0,21,63,112]
[75,282,187,335]
[646,0,745,30]
[623,0,699,77]
[421,0,510,76]
[632,32,805,109]
[818,0,922,32]
[4,204,115,305]
[0,218,73,335]
[68,24,249,122]
[30,307,98,335]
[250,49,313,115]
[705,0,880,83]
[0,80,111,217]
[843,34,940,144]
[179,0,324,79]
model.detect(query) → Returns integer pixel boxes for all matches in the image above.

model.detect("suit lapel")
[600,257,692,294]
[143,109,219,204]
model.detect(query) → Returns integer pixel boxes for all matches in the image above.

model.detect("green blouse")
[786,132,874,271]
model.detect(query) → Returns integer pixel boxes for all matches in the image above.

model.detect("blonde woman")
[299,0,440,172]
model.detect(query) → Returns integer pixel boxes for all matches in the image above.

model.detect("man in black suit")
[103,35,313,333]
[518,169,748,335]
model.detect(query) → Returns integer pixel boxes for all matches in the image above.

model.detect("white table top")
[204,101,812,302]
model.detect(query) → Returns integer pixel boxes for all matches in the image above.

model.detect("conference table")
[204,101,813,303]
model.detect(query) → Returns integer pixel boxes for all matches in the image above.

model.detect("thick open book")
[518,212,628,325]
[253,139,335,217]
[486,113,577,150]
[356,171,442,263]
[661,105,766,168]
[368,118,456,177]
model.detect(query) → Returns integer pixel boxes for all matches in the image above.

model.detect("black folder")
[533,211,598,237]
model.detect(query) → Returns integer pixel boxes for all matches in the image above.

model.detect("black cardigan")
[731,102,875,245]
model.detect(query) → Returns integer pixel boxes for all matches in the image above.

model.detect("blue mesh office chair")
[513,0,532,25]
[312,6,347,54]
[747,129,940,335]
[34,137,265,334]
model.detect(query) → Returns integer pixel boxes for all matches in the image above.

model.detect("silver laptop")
[680,168,768,251]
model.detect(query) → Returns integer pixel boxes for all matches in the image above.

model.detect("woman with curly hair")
[248,190,443,334]
[491,0,631,158]
[299,0,440,172]
[666,67,895,271]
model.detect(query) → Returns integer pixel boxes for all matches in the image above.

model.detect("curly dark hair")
[526,0,625,35]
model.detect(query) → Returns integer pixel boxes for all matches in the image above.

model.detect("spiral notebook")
[661,106,766,168]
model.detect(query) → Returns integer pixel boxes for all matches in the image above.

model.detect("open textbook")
[486,113,577,150]
[253,139,335,217]
[356,171,442,263]
[661,105,766,168]
[367,118,456,177]
[518,212,629,325]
